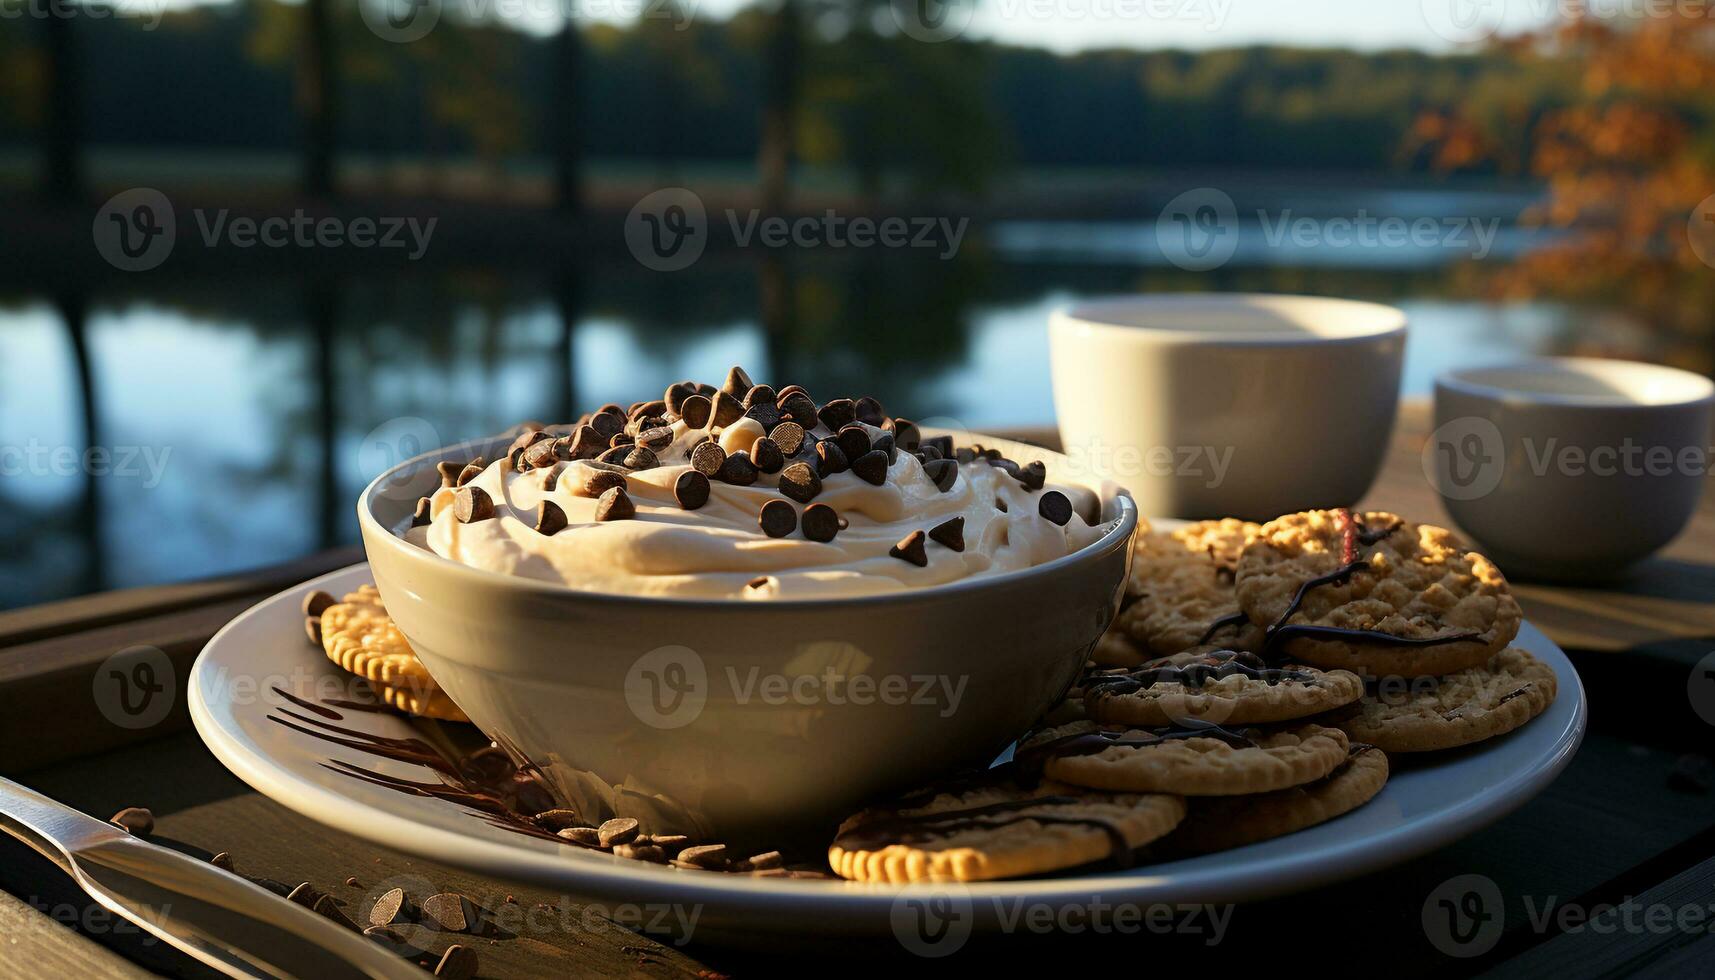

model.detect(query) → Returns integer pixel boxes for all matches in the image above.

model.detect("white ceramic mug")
[1048,294,1408,520]
[1431,357,1714,580]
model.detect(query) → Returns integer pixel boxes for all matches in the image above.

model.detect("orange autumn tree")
[1410,13,1715,373]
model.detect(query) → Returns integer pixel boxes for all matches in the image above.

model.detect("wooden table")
[4,402,1713,979]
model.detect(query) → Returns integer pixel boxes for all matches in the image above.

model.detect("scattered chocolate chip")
[594,486,635,521]
[1039,489,1072,525]
[1018,459,1047,491]
[210,852,235,872]
[345,876,360,887]
[747,576,771,590]
[815,439,849,477]
[722,365,753,398]
[779,461,822,503]
[836,424,871,461]
[597,445,631,466]
[718,450,759,486]
[435,944,479,980]
[565,463,628,498]
[850,449,890,486]
[522,438,559,471]
[411,497,433,527]
[677,844,728,870]
[598,817,640,847]
[455,462,483,487]
[615,843,668,863]
[759,500,798,538]
[436,461,462,487]
[567,425,605,460]
[305,616,322,646]
[637,427,674,452]
[557,827,601,847]
[752,437,785,474]
[312,894,360,931]
[691,441,727,476]
[890,529,929,567]
[453,486,493,523]
[916,445,943,463]
[929,516,966,551]
[778,391,818,427]
[534,808,585,830]
[509,428,549,456]
[712,389,746,426]
[988,457,1020,478]
[673,470,710,510]
[622,446,659,471]
[301,590,335,618]
[287,882,321,908]
[744,403,783,432]
[629,400,668,424]
[109,807,153,835]
[534,500,568,536]
[770,420,806,455]
[801,503,840,542]
[664,381,698,416]
[854,396,886,426]
[589,412,624,438]
[890,417,921,451]
[817,398,855,432]
[369,887,415,928]
[955,447,976,464]
[748,850,784,870]
[422,892,483,934]
[995,496,1009,513]
[679,394,713,429]
[923,457,958,492]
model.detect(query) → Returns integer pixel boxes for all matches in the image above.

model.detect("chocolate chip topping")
[674,470,710,510]
[1018,459,1047,491]
[836,424,871,461]
[815,439,849,477]
[770,420,806,455]
[565,463,628,498]
[759,499,798,538]
[664,381,698,416]
[589,412,624,438]
[995,496,1009,513]
[721,365,753,399]
[929,516,965,552]
[679,394,713,429]
[801,503,840,542]
[922,457,958,492]
[817,398,855,432]
[873,430,897,463]
[453,486,493,523]
[743,383,777,409]
[621,445,659,471]
[922,435,953,459]
[889,529,929,567]
[596,445,631,466]
[853,396,886,427]
[712,389,746,427]
[691,441,727,476]
[411,497,433,527]
[1038,489,1072,526]
[521,438,559,470]
[566,425,605,460]
[436,460,463,487]
[598,817,640,847]
[779,461,822,502]
[778,391,818,427]
[752,437,785,474]
[718,449,759,486]
[594,485,635,521]
[850,449,890,486]
[534,500,568,536]
[456,461,484,487]
[636,426,674,452]
[890,417,921,452]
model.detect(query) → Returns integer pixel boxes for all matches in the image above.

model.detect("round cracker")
[1037,721,1351,796]
[1334,647,1556,752]
[316,585,465,720]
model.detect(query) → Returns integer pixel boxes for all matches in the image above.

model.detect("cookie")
[828,779,1185,883]
[1165,744,1388,854]
[1117,520,1265,657]
[1084,648,1363,727]
[1235,509,1522,677]
[1090,624,1151,669]
[1333,647,1556,752]
[317,585,469,722]
[1033,721,1350,796]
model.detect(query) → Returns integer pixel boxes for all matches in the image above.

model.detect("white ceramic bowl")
[357,430,1136,841]
[1432,357,1714,580]
[1049,293,1407,521]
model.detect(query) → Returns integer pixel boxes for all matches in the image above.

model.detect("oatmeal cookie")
[1085,648,1363,727]
[1115,520,1265,658]
[1166,744,1388,854]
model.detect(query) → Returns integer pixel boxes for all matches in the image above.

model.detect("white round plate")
[191,561,1585,940]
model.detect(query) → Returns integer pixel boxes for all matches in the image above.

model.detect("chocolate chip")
[922,457,958,492]
[629,400,668,424]
[691,441,727,476]
[817,398,855,432]
[422,892,483,934]
[769,420,806,455]
[410,497,433,527]
[801,503,840,542]
[916,445,943,463]
[594,486,635,521]
[607,432,634,449]
[312,894,360,931]
[435,945,479,980]
[836,424,871,461]
[776,383,810,402]
[110,807,154,835]
[747,850,784,870]
[955,447,976,464]
[534,808,585,830]
[210,852,235,872]
[345,876,360,887]
[995,496,1008,513]
[712,389,746,426]
[923,435,953,458]
[677,844,728,869]
[563,425,603,460]
[534,500,568,536]
[305,616,322,646]
[779,461,822,502]
[929,517,965,552]
[596,402,624,416]
[674,470,710,510]
[565,463,627,498]
[436,460,462,487]
[872,431,897,463]
[456,462,484,487]
[851,449,890,486]
[598,817,640,847]
[744,403,783,431]
[752,437,785,474]
[509,428,549,456]
[286,882,320,908]
[815,439,849,477]
[680,394,713,429]
[988,457,1020,478]
[854,396,886,426]
[589,412,624,438]
[742,383,775,408]
[522,438,559,470]
[664,381,698,416]
[759,500,797,538]
[637,427,674,452]
[890,529,929,567]
[615,843,668,863]
[453,486,494,522]
[369,887,414,928]
[722,365,753,398]
[542,471,558,492]
[622,445,659,471]
[778,391,818,427]
[718,449,759,486]
[557,827,601,847]
[597,445,632,466]
[747,576,770,590]
[301,590,335,618]
[1039,489,1072,525]
[1018,459,1047,491]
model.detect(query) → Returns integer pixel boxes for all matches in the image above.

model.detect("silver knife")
[0,775,424,979]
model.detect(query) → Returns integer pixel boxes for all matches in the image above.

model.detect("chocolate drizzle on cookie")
[1084,650,1314,696]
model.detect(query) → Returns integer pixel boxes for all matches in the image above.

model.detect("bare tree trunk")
[41,16,83,202]
[60,291,103,593]
[554,7,583,214]
[758,0,800,218]
[301,0,339,198]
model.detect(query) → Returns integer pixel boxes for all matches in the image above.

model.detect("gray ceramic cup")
[358,430,1136,840]
[1430,357,1714,581]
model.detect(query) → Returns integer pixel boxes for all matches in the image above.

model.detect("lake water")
[0,193,1690,608]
